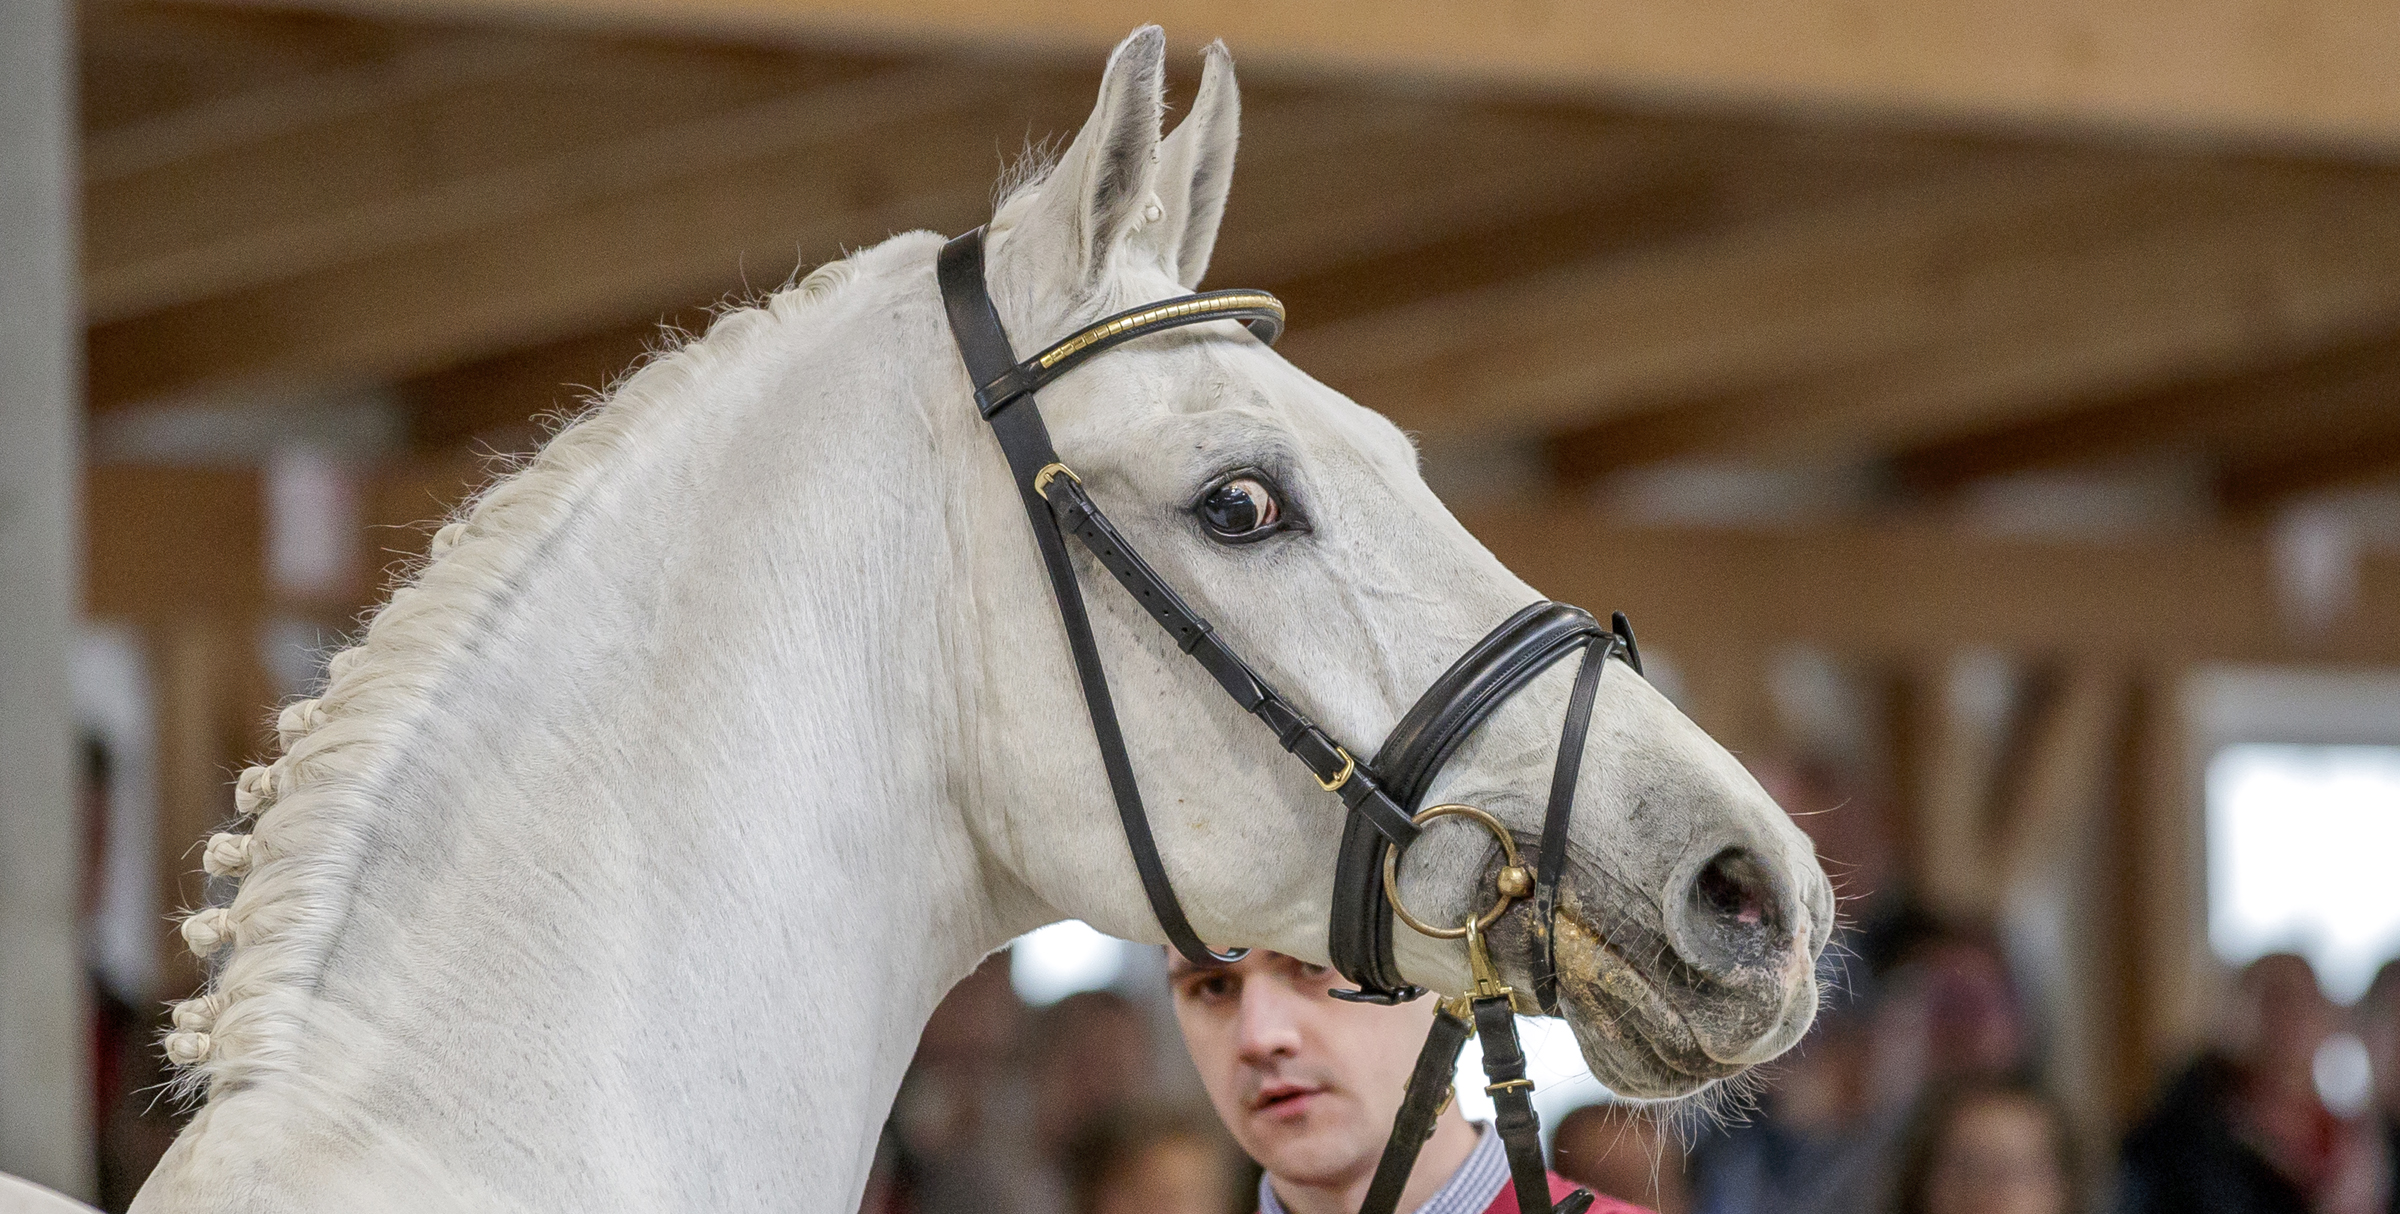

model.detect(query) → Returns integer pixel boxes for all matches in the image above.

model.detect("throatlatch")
[936,226,1643,1214]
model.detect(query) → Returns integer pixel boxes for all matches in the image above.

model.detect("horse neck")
[144,248,1031,1212]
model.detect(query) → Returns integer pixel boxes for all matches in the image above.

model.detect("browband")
[973,290,1283,418]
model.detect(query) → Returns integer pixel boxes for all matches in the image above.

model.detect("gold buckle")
[1315,747,1355,792]
[1032,462,1081,496]
[1463,916,1536,1014]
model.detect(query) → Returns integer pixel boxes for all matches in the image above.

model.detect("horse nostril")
[1676,847,1787,973]
[1697,851,1766,926]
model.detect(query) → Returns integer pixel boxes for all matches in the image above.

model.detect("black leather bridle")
[937,229,1637,1214]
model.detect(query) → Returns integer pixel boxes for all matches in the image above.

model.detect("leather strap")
[1044,477,1419,849]
[940,229,1238,965]
[1473,994,1571,1214]
[1531,638,1612,1015]
[1357,1000,1475,1214]
[1610,610,1643,678]
[1329,603,1605,1002]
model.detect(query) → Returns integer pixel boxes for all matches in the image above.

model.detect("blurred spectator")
[2362,961,2400,1214]
[1062,1104,1243,1214]
[1889,1079,2074,1214]
[1686,998,1881,1214]
[887,954,1037,1214]
[1866,925,2031,1108]
[1751,754,1904,927]
[1688,915,2028,1214]
[881,969,1172,1214]
[1553,1103,1689,1214]
[2117,953,2367,1214]
[1031,991,1156,1162]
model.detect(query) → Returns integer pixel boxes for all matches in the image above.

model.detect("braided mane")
[159,244,895,1100]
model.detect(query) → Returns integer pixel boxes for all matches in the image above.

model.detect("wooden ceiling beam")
[1889,327,2400,495]
[1205,103,1820,294]
[1538,164,2400,480]
[120,60,1726,421]
[388,105,1771,449]
[225,0,2400,152]
[400,317,674,449]
[85,68,1076,407]
[83,28,568,188]
[85,47,924,322]
[2218,421,2400,510]
[1463,508,2400,666]
[1289,153,2153,438]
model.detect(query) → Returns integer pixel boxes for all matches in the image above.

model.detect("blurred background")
[3,0,2399,1211]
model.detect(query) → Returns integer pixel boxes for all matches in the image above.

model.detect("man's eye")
[1195,473,1288,544]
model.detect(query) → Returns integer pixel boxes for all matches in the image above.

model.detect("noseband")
[937,229,1638,1214]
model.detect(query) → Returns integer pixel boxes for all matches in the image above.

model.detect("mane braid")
[160,244,897,1102]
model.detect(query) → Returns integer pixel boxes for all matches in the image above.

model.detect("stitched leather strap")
[1045,478,1419,849]
[940,230,1239,965]
[1330,603,1605,1002]
[1531,638,1612,1014]
[1357,999,1475,1214]
[1473,994,1564,1214]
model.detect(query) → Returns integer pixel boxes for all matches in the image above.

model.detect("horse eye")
[1196,475,1283,542]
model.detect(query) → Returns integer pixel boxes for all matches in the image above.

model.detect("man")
[1168,949,1652,1214]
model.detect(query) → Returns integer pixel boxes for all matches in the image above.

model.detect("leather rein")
[937,228,1638,1214]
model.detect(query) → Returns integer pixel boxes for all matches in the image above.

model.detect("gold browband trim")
[1034,291,1285,371]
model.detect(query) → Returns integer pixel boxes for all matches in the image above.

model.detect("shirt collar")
[1258,1123,1506,1214]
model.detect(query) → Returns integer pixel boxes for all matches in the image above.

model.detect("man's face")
[1168,951,1440,1188]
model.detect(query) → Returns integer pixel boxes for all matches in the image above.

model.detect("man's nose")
[1233,978,1307,1064]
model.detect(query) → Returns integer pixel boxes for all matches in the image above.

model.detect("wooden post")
[149,624,260,997]
[0,0,91,1189]
[2104,665,2199,1124]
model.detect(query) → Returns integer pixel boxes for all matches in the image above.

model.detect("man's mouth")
[1249,1082,1324,1118]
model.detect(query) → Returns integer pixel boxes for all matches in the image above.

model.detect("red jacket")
[1484,1172,1650,1214]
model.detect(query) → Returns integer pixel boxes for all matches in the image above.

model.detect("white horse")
[68,28,1829,1213]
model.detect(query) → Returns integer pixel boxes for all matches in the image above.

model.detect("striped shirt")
[1258,1123,1508,1214]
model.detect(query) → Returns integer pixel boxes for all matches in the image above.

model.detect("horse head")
[961,28,1831,1100]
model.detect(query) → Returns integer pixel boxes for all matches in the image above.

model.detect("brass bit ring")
[1382,803,1534,940]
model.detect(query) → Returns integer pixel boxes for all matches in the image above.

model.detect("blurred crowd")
[856,920,2400,1214]
[850,756,2400,1214]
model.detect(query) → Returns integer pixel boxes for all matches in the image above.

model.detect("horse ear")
[1011,26,1167,293]
[1138,42,1240,289]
